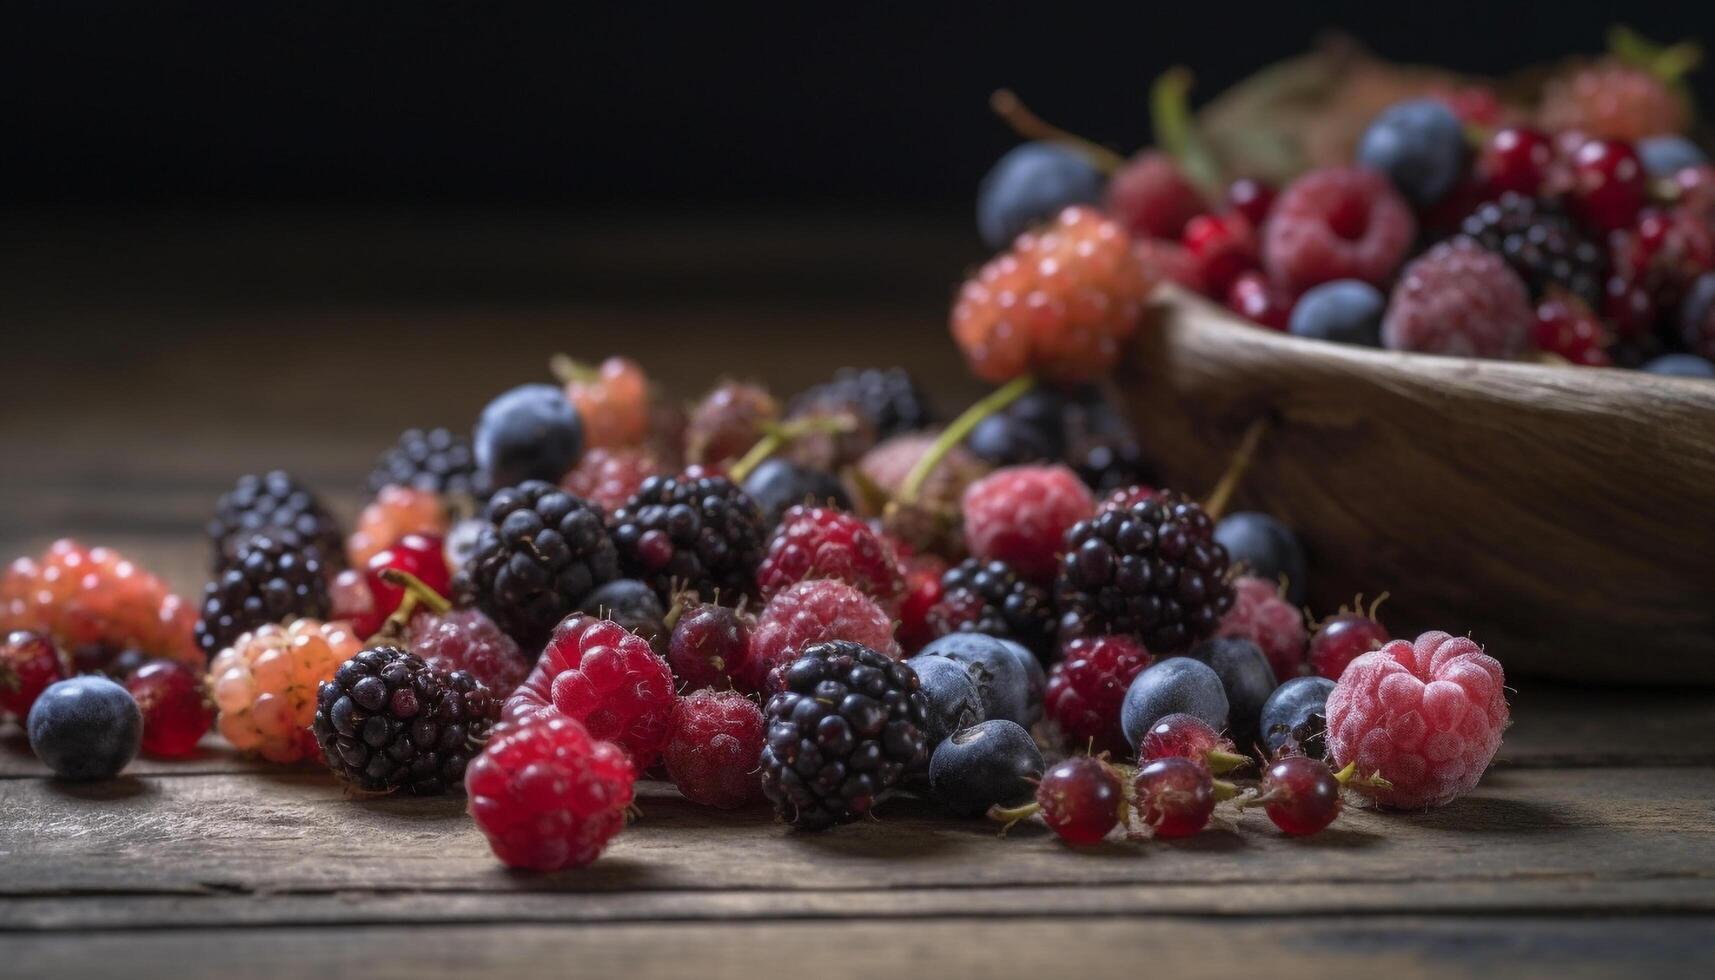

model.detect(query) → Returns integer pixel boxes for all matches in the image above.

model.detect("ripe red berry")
[685,381,780,467]
[961,464,1095,584]
[1043,635,1153,755]
[744,579,899,693]
[467,713,636,870]
[561,446,668,514]
[1,630,67,719]
[1226,178,1277,227]
[404,606,530,696]
[1254,755,1343,835]
[756,506,905,613]
[1532,294,1613,366]
[1308,608,1391,681]
[1218,576,1308,679]
[1106,151,1206,240]
[1183,211,1259,297]
[1262,167,1416,293]
[1479,127,1554,197]
[1132,756,1216,838]
[364,534,451,628]
[952,206,1152,383]
[347,485,449,568]
[563,356,651,450]
[1225,272,1294,331]
[1383,238,1533,358]
[1136,712,1242,774]
[662,689,765,809]
[1,539,201,671]
[1035,756,1126,845]
[1568,139,1646,234]
[505,615,678,768]
[125,659,214,758]
[896,552,948,653]
[667,600,752,691]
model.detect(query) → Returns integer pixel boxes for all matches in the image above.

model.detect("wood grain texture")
[1123,288,1715,684]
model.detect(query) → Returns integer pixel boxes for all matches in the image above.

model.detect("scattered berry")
[1187,636,1277,749]
[1251,755,1343,835]
[962,464,1094,584]
[1383,238,1533,358]
[1326,630,1508,809]
[1539,60,1688,142]
[1106,150,1205,240]
[561,355,650,450]
[787,367,935,443]
[505,615,678,769]
[560,446,667,514]
[403,606,530,696]
[1043,634,1152,755]
[1214,512,1308,605]
[330,568,383,639]
[208,619,363,764]
[1133,238,1206,294]
[1,540,201,672]
[473,384,584,489]
[348,486,449,568]
[1479,127,1554,197]
[363,534,451,626]
[1615,207,1715,311]
[1461,194,1607,308]
[759,640,929,829]
[26,676,141,780]
[1533,294,1612,366]
[367,427,487,500]
[1,630,67,719]
[1643,352,1715,378]
[928,719,1043,817]
[745,579,899,693]
[1132,756,1216,838]
[979,141,1107,249]
[662,689,765,809]
[209,471,343,572]
[125,659,213,757]
[466,713,635,870]
[925,559,1054,659]
[1567,139,1646,233]
[916,633,1041,729]
[608,474,766,605]
[740,457,851,530]
[1309,600,1393,680]
[1182,211,1258,297]
[1031,755,1125,845]
[1218,576,1308,681]
[911,653,986,749]
[1356,99,1470,207]
[1262,167,1416,292]
[1226,177,1277,227]
[194,532,332,659]
[1226,271,1294,331]
[1136,712,1244,774]
[577,579,671,656]
[1637,135,1708,178]
[686,381,780,467]
[1260,675,1336,759]
[1120,656,1229,751]
[1288,279,1384,346]
[667,599,752,691]
[896,552,948,653]
[756,505,905,612]
[952,206,1151,383]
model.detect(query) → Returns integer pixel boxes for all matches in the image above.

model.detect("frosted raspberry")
[952,206,1153,383]
[1106,151,1206,240]
[404,606,530,696]
[1218,576,1308,680]
[666,599,752,691]
[1133,238,1206,295]
[662,689,765,808]
[686,381,779,466]
[1043,634,1153,755]
[347,485,449,568]
[561,355,651,450]
[1383,239,1533,358]
[1326,630,1508,809]
[1539,60,1688,142]
[466,713,635,870]
[1,539,200,671]
[756,506,905,613]
[504,615,677,769]
[744,579,899,693]
[560,446,667,514]
[1262,167,1416,292]
[896,552,947,653]
[962,464,1095,584]
[859,432,989,512]
[207,618,363,764]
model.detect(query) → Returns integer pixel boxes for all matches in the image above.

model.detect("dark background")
[4,2,1713,210]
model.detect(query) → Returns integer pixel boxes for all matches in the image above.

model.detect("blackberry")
[1461,194,1607,308]
[193,532,331,658]
[367,427,488,499]
[607,474,765,604]
[760,640,929,830]
[1055,492,1234,655]
[208,471,344,572]
[312,645,499,795]
[926,559,1054,661]
[787,367,934,441]
[453,481,619,654]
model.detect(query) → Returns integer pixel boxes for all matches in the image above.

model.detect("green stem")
[372,568,452,641]
[727,414,859,485]
[1202,416,1268,521]
[989,90,1126,174]
[900,376,1035,504]
[548,353,599,386]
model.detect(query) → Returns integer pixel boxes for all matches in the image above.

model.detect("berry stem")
[1206,748,1250,775]
[373,567,452,640]
[988,90,1126,174]
[900,375,1035,504]
[1202,416,1269,521]
[548,353,600,386]
[987,800,1041,835]
[727,413,860,484]
[1333,760,1393,790]
[1149,68,1223,195]
[1211,778,1241,802]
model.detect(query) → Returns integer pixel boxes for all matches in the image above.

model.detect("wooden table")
[3,213,1713,978]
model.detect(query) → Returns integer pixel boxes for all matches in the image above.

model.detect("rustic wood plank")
[11,916,1714,980]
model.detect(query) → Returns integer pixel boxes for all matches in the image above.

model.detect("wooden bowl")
[1119,287,1715,685]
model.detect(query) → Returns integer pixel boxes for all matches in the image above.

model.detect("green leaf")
[1151,68,1222,194]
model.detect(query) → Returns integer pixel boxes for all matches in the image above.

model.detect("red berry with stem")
[330,568,382,638]
[125,659,214,758]
[667,599,752,692]
[1183,212,1259,298]
[1033,755,1127,845]
[1308,595,1392,681]
[1,630,67,718]
[1136,712,1246,775]
[1568,139,1646,234]
[1480,127,1554,197]
[1251,755,1343,835]
[1132,756,1216,839]
[1225,271,1293,331]
[1226,178,1276,227]
[364,534,450,630]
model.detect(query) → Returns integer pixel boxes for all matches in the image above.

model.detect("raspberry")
[961,464,1094,584]
[607,474,767,605]
[952,206,1151,383]
[208,618,363,764]
[924,559,1054,659]
[561,355,651,450]
[1227,178,1278,227]
[686,381,779,467]
[403,606,530,696]
[859,432,989,514]
[1460,194,1607,308]
[208,471,344,572]
[1043,634,1153,755]
[1325,630,1508,809]
[1133,238,1206,295]
[1539,60,1689,142]
[1533,294,1613,367]
[663,689,765,808]
[125,659,214,758]
[559,446,667,515]
[756,506,905,612]
[1383,238,1533,358]
[367,427,487,500]
[787,367,935,443]
[1,631,67,719]
[667,599,753,691]
[1262,167,1416,293]
[1182,211,1259,297]
[347,485,450,568]
[194,532,332,659]
[504,615,677,768]
[744,579,899,693]
[1218,576,1308,680]
[1,540,201,672]
[466,713,635,870]
[1106,151,1206,240]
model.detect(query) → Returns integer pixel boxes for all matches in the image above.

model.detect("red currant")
[365,534,450,627]
[1568,139,1646,234]
[330,568,382,638]
[0,630,67,718]
[1035,756,1125,845]
[1226,178,1277,227]
[1254,755,1342,835]
[1132,757,1216,839]
[1532,295,1612,367]
[1225,271,1293,331]
[125,659,214,757]
[1480,127,1553,197]
[1136,712,1245,774]
[1183,212,1259,297]
[1309,611,1391,681]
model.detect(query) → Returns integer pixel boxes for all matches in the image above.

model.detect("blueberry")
[1642,353,1715,379]
[1120,657,1228,751]
[928,719,1044,817]
[1637,135,1708,178]
[1680,272,1715,342]
[740,457,851,529]
[577,579,668,654]
[26,676,142,781]
[1186,636,1278,750]
[1213,511,1309,605]
[965,388,1067,466]
[1356,99,1469,206]
[1290,280,1385,347]
[911,654,986,749]
[1259,675,1336,759]
[473,384,583,489]
[915,633,1038,728]
[977,142,1106,249]
[996,638,1046,715]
